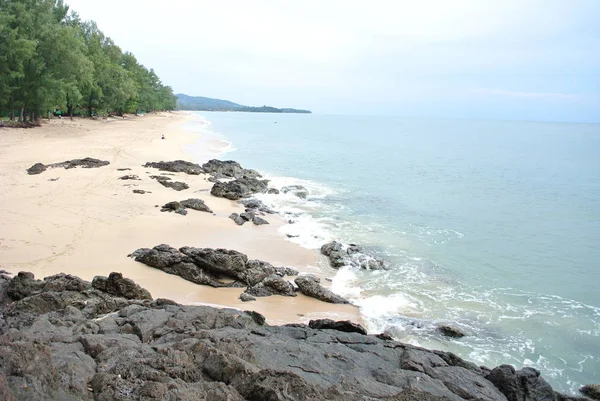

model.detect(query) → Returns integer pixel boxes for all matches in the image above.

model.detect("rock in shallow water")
[580,384,600,400]
[294,275,348,304]
[437,325,466,338]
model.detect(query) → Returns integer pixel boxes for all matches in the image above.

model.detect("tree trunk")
[68,104,74,120]
[29,110,35,122]
[9,110,14,121]
[19,106,24,123]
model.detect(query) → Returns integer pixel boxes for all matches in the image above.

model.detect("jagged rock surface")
[211,178,269,200]
[0,271,574,401]
[294,275,349,304]
[201,159,261,179]
[238,198,276,214]
[150,175,189,191]
[143,160,204,174]
[321,240,387,270]
[26,158,110,175]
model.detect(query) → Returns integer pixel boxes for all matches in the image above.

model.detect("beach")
[0,112,360,325]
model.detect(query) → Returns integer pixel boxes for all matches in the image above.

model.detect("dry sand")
[0,112,360,325]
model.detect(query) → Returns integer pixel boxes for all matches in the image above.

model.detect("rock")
[180,198,213,213]
[580,384,600,400]
[26,158,110,175]
[160,201,187,215]
[201,159,262,179]
[252,216,269,225]
[486,364,556,401]
[26,163,47,175]
[132,189,150,194]
[437,325,466,338]
[320,240,387,270]
[308,319,367,335]
[131,245,225,288]
[118,174,140,180]
[210,178,269,200]
[0,270,570,401]
[238,198,276,214]
[294,275,349,304]
[245,274,297,297]
[143,160,203,174]
[229,213,245,225]
[240,293,256,302]
[117,168,131,171]
[244,260,276,286]
[240,211,255,221]
[281,184,309,199]
[91,272,152,300]
[151,175,189,191]
[274,266,299,277]
[267,188,280,194]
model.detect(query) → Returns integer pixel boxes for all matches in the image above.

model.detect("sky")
[65,0,600,122]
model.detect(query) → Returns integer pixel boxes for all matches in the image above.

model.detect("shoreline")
[0,112,360,325]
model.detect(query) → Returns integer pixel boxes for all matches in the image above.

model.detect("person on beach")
[161,134,165,139]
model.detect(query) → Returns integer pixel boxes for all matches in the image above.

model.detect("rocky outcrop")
[143,160,203,174]
[580,384,600,400]
[0,271,574,401]
[294,275,349,304]
[210,178,269,200]
[229,213,245,225]
[201,159,261,179]
[437,325,466,338]
[133,189,151,194]
[118,174,140,180]
[91,272,152,300]
[26,157,110,175]
[161,198,213,215]
[180,198,213,213]
[281,184,309,199]
[253,216,269,225]
[321,241,387,270]
[238,198,276,214]
[150,175,189,191]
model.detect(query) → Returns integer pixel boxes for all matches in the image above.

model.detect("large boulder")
[238,198,276,214]
[180,198,213,213]
[26,163,47,175]
[143,160,203,174]
[294,275,348,304]
[201,159,261,179]
[308,319,367,335]
[179,247,249,282]
[486,364,556,401]
[245,274,297,297]
[210,178,269,200]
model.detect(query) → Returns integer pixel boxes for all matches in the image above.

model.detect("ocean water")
[184,112,600,394]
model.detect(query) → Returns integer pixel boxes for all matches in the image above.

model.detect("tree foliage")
[0,0,176,122]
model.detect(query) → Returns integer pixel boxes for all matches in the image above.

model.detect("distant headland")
[176,94,311,114]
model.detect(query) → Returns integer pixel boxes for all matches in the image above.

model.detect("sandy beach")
[0,112,359,325]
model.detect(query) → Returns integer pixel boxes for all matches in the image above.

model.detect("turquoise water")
[185,112,600,393]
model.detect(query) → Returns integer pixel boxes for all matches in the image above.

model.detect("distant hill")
[175,94,311,114]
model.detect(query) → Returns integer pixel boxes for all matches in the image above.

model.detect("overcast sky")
[66,0,599,122]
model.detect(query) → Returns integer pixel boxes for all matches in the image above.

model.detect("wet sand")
[0,112,360,325]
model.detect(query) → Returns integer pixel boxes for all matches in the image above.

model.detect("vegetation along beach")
[1,0,599,400]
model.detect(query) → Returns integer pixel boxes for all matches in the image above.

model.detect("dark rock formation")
[309,319,367,335]
[253,216,269,225]
[151,175,189,191]
[160,201,187,215]
[240,211,255,221]
[0,271,572,401]
[118,174,140,180]
[26,158,110,175]
[245,274,297,297]
[143,160,203,174]
[211,178,269,200]
[117,168,131,171]
[229,213,246,225]
[26,163,47,175]
[580,384,600,400]
[268,188,280,194]
[274,266,299,277]
[281,184,309,199]
[132,189,150,194]
[180,198,213,213]
[295,275,349,304]
[437,325,466,338]
[238,198,276,214]
[201,159,262,179]
[321,241,387,270]
[91,272,152,300]
[130,244,225,288]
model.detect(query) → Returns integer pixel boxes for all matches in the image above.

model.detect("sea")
[183,111,600,394]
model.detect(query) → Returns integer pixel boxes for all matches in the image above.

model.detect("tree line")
[0,0,177,123]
